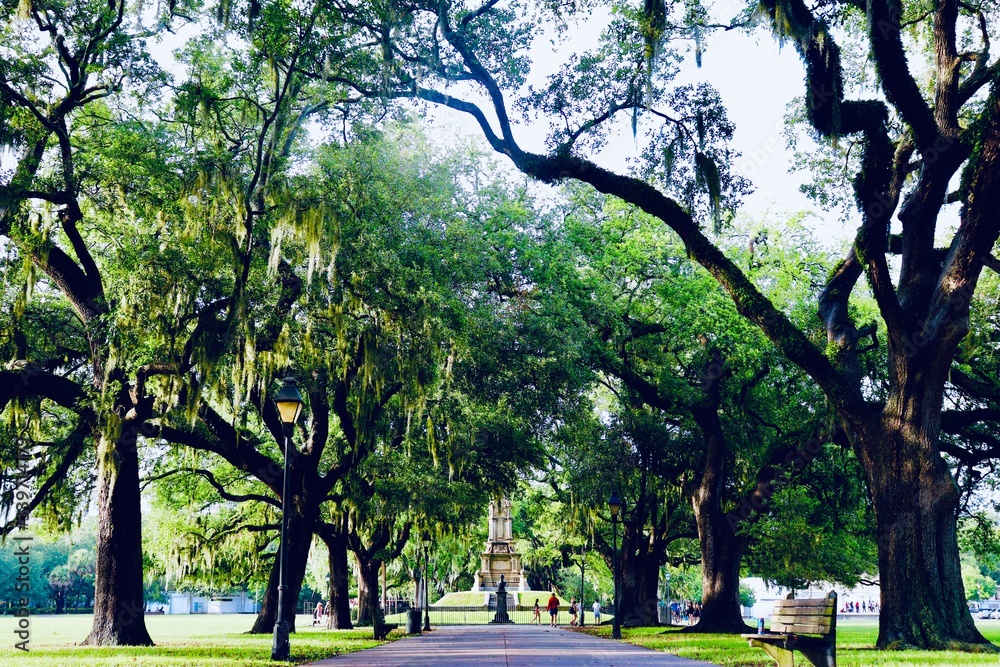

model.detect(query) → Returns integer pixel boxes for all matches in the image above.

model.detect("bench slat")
[773,600,835,609]
[771,609,833,618]
[771,609,834,617]
[770,613,833,624]
[771,622,833,635]
[770,621,832,631]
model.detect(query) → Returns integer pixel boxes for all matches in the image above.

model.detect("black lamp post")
[272,377,304,662]
[579,542,586,628]
[421,532,432,631]
[608,490,623,640]
[664,557,672,626]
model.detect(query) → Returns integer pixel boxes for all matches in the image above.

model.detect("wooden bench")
[741,591,837,667]
[373,622,397,640]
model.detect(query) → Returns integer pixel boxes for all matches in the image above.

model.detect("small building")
[167,591,258,614]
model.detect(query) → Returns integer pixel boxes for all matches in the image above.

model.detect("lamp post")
[608,490,622,640]
[579,542,586,628]
[665,567,672,626]
[421,532,432,631]
[272,377,304,661]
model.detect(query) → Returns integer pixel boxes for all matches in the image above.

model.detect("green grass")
[10,611,998,666]
[581,619,1000,666]
[0,613,394,666]
[515,591,571,605]
[432,591,488,605]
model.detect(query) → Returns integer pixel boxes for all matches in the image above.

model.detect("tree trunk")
[616,527,660,627]
[685,493,748,632]
[861,412,990,650]
[82,429,154,646]
[248,509,315,634]
[686,396,750,633]
[324,529,353,629]
[355,559,383,627]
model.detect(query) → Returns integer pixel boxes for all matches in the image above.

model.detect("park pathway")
[305,625,718,666]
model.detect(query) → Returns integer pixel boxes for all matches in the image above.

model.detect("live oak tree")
[150,121,553,634]
[0,0,190,644]
[525,190,863,632]
[317,0,1000,650]
[1,0,331,644]
[554,404,697,625]
[150,126,465,633]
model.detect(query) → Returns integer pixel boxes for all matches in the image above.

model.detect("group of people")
[667,600,701,625]
[841,600,879,613]
[531,594,603,627]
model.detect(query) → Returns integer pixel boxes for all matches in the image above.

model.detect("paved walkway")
[306,625,717,666]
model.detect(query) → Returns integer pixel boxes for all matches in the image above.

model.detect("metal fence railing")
[383,604,587,626]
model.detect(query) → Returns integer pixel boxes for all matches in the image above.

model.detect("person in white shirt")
[592,600,602,623]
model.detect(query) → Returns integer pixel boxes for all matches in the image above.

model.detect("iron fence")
[383,604,589,626]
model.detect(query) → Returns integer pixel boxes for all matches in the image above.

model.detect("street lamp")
[608,490,623,640]
[272,377,304,662]
[421,531,432,631]
[579,542,586,628]
[664,565,672,626]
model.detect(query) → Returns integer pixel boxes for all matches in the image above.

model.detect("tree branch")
[141,467,280,507]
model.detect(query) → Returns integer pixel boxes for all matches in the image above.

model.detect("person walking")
[569,597,579,627]
[313,601,324,626]
[592,599,602,624]
[547,592,560,627]
[532,598,541,625]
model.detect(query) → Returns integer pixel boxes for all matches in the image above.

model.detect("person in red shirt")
[547,593,560,627]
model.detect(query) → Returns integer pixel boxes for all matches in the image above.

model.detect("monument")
[473,498,526,591]
[489,575,513,623]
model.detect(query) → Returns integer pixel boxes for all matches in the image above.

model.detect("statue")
[490,575,513,624]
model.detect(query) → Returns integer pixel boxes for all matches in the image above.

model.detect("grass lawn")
[0,613,395,666]
[432,591,488,605]
[515,591,571,606]
[582,619,1000,666]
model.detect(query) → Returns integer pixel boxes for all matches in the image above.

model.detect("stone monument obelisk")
[473,498,526,591]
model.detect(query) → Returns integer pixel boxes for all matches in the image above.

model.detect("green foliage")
[962,556,997,602]
[743,483,876,590]
[664,564,702,603]
[0,529,95,610]
[738,584,756,609]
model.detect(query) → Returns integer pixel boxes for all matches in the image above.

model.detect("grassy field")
[514,591,571,605]
[582,619,1000,666]
[0,613,393,666]
[6,612,1000,666]
[432,591,488,605]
